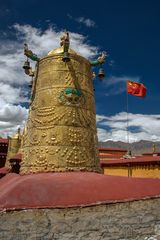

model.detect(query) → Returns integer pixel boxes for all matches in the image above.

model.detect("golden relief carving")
[36,73,93,95]
[21,48,101,174]
[28,107,96,130]
[37,56,93,93]
[22,145,100,174]
[33,88,95,110]
[23,126,96,148]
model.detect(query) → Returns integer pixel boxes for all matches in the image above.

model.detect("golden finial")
[60,31,70,62]
[60,31,70,47]
[152,143,156,153]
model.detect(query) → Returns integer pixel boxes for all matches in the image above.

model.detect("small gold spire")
[152,143,156,153]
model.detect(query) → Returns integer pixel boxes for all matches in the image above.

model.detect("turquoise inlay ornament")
[64,88,82,96]
[59,88,84,106]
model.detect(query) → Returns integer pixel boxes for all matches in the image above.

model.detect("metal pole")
[126,81,130,151]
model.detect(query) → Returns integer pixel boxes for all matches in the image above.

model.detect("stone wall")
[0,198,160,240]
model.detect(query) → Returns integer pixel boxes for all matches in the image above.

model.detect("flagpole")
[126,81,130,152]
[125,80,146,158]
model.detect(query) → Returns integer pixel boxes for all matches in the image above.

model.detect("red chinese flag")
[127,81,146,97]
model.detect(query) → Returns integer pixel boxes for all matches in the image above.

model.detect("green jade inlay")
[64,88,82,96]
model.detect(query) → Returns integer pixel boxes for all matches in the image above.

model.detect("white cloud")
[97,128,111,142]
[69,32,98,58]
[0,23,99,137]
[13,24,98,58]
[67,14,96,28]
[0,104,28,137]
[0,83,27,104]
[76,17,96,27]
[97,112,160,143]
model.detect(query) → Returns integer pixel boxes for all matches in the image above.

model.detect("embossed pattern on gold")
[21,49,101,174]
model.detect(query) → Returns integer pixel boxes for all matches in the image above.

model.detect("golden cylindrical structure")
[21,47,101,174]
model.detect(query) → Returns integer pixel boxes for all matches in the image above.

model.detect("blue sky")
[0,0,160,142]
